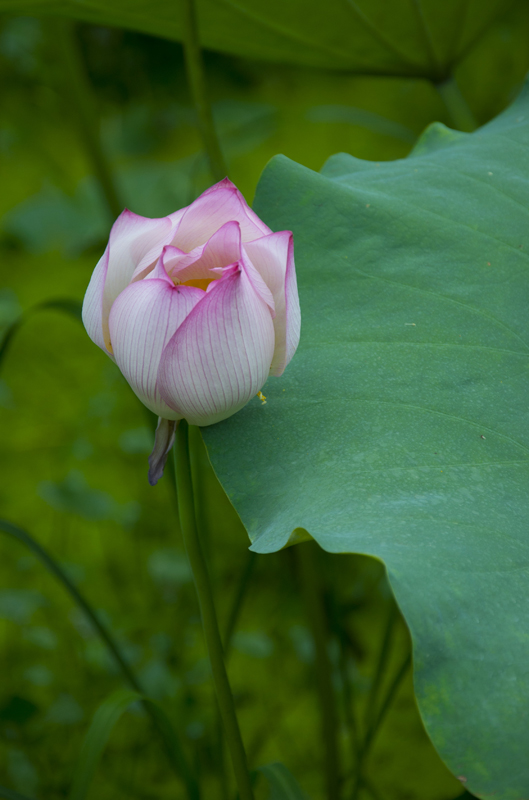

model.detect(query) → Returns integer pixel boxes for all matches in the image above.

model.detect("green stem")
[364,603,397,735]
[52,18,122,220]
[338,634,358,756]
[364,652,411,753]
[0,520,199,800]
[218,549,257,798]
[436,76,478,133]
[175,421,254,800]
[298,542,341,800]
[350,652,411,800]
[181,0,228,182]
[351,602,398,800]
[215,711,231,800]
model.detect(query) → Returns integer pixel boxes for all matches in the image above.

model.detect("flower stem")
[174,421,254,800]
[52,18,123,221]
[181,0,228,182]
[298,541,341,800]
[217,548,257,797]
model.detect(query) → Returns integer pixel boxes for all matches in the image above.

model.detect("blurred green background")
[1,2,529,798]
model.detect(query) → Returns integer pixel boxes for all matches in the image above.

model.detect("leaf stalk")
[182,0,228,182]
[52,18,123,220]
[298,541,341,800]
[436,76,477,133]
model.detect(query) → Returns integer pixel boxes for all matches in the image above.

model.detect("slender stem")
[181,0,228,181]
[52,18,122,220]
[215,711,231,800]
[298,542,341,800]
[328,590,359,765]
[351,602,398,800]
[436,76,478,133]
[214,549,257,799]
[223,548,258,798]
[186,425,254,797]
[174,421,254,800]
[338,636,358,755]
[0,520,199,800]
[364,603,397,735]
[364,653,411,753]
[350,653,411,800]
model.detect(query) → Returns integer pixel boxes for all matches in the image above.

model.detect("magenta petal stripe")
[158,265,275,426]
[109,278,204,418]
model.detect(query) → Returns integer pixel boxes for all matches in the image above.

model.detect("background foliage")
[1,1,528,798]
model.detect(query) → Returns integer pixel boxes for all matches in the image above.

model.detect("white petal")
[158,264,275,426]
[171,179,270,252]
[109,276,203,418]
[82,246,111,354]
[102,210,174,350]
[243,231,300,375]
[240,250,275,316]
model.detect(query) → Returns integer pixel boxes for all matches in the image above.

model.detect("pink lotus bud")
[82,179,300,484]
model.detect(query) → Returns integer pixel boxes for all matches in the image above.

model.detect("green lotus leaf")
[0,0,516,75]
[203,79,529,798]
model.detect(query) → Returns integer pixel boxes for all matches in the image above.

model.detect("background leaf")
[0,298,82,370]
[203,79,529,799]
[0,0,519,75]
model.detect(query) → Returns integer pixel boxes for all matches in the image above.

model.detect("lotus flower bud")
[82,179,300,484]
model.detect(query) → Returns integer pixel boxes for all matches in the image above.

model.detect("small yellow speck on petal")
[257,391,267,404]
